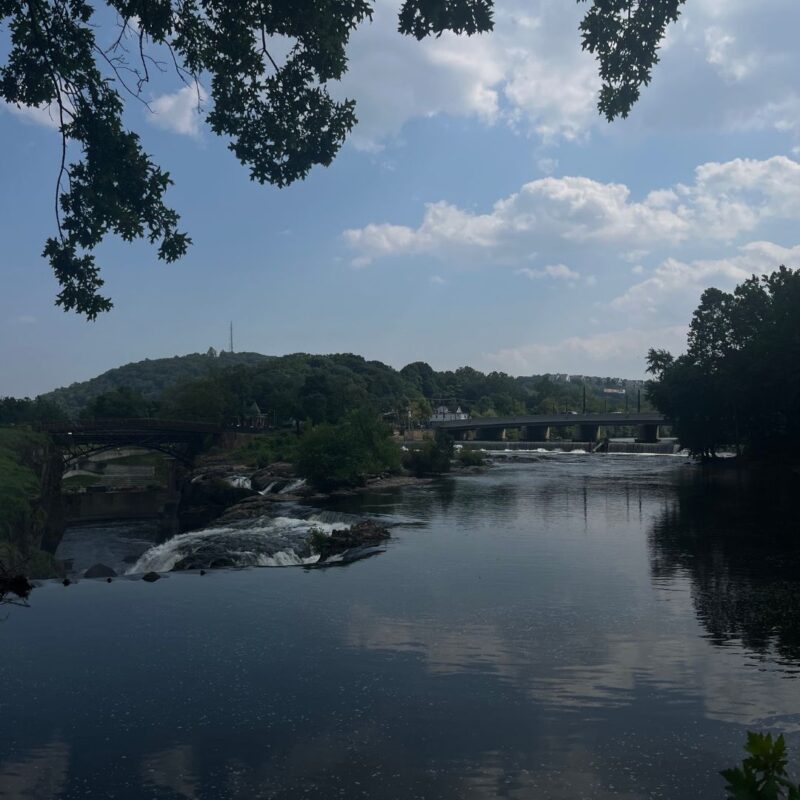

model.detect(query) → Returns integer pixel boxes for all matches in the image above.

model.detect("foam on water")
[226,475,253,490]
[127,515,342,573]
[279,478,306,494]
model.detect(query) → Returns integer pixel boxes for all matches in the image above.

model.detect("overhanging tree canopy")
[1,0,686,317]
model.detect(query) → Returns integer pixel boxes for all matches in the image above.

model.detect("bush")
[722,731,798,799]
[295,411,401,489]
[403,430,453,477]
[458,448,485,467]
[0,429,44,547]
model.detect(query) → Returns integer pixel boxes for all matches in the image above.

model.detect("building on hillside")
[430,404,470,423]
[241,401,270,429]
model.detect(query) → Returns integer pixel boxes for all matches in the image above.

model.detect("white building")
[430,404,470,423]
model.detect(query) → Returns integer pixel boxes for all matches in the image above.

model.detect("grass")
[0,428,45,546]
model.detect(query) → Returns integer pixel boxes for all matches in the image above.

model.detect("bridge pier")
[576,424,600,443]
[523,425,550,441]
[477,427,506,441]
[637,424,660,444]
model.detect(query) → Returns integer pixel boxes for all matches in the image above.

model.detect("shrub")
[295,411,401,489]
[403,430,453,477]
[722,732,799,799]
[458,448,485,467]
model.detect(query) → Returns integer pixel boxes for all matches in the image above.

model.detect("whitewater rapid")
[127,513,356,573]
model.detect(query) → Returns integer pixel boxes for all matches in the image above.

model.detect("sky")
[1,0,799,396]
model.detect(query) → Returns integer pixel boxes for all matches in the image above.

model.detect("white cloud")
[148,85,207,137]
[516,264,579,281]
[536,157,558,175]
[344,156,800,266]
[610,241,800,317]
[6,314,37,326]
[430,274,446,285]
[485,326,688,377]
[327,0,800,150]
[704,27,758,82]
[1,95,73,130]
[335,0,599,149]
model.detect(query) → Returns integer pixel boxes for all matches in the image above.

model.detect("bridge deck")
[432,412,666,431]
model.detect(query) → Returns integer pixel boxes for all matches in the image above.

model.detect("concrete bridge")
[431,412,668,443]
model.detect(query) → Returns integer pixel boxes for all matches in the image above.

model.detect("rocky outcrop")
[84,563,117,578]
[312,520,390,560]
[251,462,295,491]
[177,477,256,532]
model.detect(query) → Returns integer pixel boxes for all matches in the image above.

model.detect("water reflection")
[649,468,800,663]
[0,739,69,799]
[141,745,199,799]
[3,457,800,799]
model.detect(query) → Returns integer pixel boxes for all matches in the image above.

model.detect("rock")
[313,520,390,561]
[0,574,33,599]
[178,478,256,533]
[62,578,71,586]
[141,571,161,583]
[84,563,118,579]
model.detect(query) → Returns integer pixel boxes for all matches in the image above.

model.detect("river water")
[2,453,799,799]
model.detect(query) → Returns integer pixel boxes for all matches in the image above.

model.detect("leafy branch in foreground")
[2,0,686,316]
[722,732,800,800]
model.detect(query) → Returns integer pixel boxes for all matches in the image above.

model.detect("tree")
[78,385,151,419]
[403,429,453,476]
[1,0,686,316]
[646,267,800,459]
[295,409,400,489]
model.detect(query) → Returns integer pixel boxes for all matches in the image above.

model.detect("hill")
[32,350,651,423]
[41,351,271,418]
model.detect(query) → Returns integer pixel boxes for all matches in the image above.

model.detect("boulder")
[83,563,118,579]
[313,520,390,560]
[251,462,295,490]
[141,571,161,583]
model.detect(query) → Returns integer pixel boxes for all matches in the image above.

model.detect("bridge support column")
[576,424,600,442]
[477,427,506,441]
[523,425,550,441]
[637,424,659,444]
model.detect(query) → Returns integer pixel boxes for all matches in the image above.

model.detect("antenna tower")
[229,321,234,353]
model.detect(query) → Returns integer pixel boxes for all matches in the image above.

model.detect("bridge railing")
[36,418,224,434]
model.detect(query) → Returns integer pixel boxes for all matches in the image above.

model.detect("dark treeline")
[2,353,648,427]
[646,266,800,460]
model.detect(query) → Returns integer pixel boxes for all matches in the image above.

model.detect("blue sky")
[2,0,799,396]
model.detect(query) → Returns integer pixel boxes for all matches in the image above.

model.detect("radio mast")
[229,321,234,353]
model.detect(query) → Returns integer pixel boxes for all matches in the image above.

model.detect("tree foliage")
[1,0,684,315]
[295,409,400,489]
[35,349,646,425]
[647,267,800,459]
[578,0,686,121]
[722,732,800,800]
[78,385,152,419]
[403,429,453,476]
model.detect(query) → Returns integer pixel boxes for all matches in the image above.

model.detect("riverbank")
[0,428,63,577]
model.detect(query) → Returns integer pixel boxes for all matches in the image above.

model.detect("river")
[2,452,799,799]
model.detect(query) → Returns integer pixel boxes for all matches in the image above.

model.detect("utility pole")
[582,384,586,414]
[229,322,234,353]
